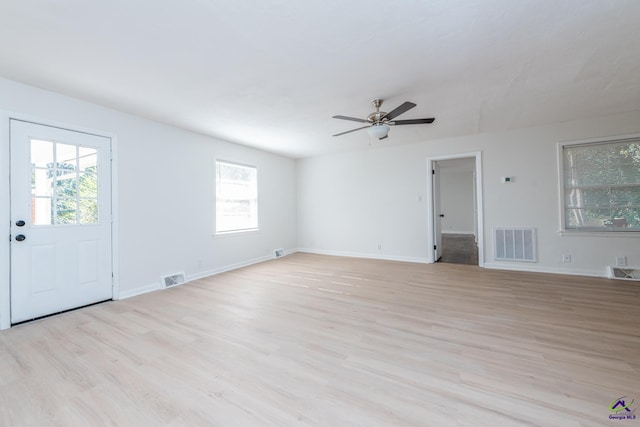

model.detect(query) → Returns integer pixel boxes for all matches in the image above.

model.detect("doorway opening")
[427,152,484,266]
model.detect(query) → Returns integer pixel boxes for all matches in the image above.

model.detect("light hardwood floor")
[0,253,638,426]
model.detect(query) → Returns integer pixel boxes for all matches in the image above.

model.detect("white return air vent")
[161,272,186,288]
[274,248,285,258]
[494,227,537,262]
[608,267,640,282]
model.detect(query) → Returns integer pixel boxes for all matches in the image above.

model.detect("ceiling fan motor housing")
[367,111,387,124]
[369,98,386,123]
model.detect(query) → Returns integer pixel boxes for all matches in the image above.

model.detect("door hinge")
[432,169,435,175]
[434,245,437,250]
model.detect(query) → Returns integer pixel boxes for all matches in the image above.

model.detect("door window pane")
[79,147,97,172]
[31,139,53,168]
[30,140,99,226]
[56,198,77,224]
[79,199,98,224]
[78,172,98,198]
[32,168,54,197]
[32,197,53,225]
[56,143,77,168]
[56,175,78,198]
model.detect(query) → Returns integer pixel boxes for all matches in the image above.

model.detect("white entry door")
[10,120,112,324]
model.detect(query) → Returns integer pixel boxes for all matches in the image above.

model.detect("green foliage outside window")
[564,140,640,230]
[47,163,98,224]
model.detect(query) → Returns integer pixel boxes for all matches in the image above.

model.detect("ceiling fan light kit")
[332,98,435,140]
[367,123,390,139]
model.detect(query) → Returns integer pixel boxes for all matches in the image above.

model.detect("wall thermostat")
[501,176,513,183]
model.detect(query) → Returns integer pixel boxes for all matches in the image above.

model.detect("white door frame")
[426,151,484,266]
[432,161,443,262]
[1,113,119,330]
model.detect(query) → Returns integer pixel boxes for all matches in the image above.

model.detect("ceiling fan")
[332,99,435,140]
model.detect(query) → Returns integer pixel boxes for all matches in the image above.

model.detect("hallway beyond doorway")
[440,233,478,265]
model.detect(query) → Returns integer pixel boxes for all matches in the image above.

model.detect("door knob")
[16,220,26,227]
[15,234,26,242]
[439,214,445,218]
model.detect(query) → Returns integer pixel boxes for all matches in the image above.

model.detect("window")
[31,139,99,225]
[215,160,258,233]
[562,138,640,232]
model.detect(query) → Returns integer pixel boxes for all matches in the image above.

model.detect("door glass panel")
[32,197,53,225]
[56,197,78,224]
[78,172,98,198]
[30,139,100,226]
[31,139,54,168]
[56,143,77,168]
[56,174,77,198]
[32,168,54,197]
[79,199,98,224]
[79,147,97,172]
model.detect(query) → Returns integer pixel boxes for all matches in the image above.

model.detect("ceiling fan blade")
[332,115,368,123]
[390,118,435,125]
[332,125,370,137]
[383,101,416,120]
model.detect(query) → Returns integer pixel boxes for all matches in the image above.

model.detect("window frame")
[214,159,259,235]
[557,134,640,235]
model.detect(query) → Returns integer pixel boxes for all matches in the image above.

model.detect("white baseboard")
[483,262,606,278]
[283,248,298,256]
[295,248,430,264]
[117,249,611,301]
[187,254,273,282]
[118,282,162,299]
[118,251,294,300]
[298,248,609,278]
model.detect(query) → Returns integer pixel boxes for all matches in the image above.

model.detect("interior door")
[10,120,112,324]
[433,162,442,261]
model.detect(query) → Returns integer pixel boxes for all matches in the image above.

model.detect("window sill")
[213,228,260,239]
[559,230,640,238]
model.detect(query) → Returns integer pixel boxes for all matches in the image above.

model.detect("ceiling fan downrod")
[368,99,387,124]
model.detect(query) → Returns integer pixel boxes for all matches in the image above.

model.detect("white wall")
[297,110,640,276]
[0,78,297,326]
[438,159,475,234]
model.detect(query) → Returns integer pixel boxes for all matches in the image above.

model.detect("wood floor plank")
[0,253,638,426]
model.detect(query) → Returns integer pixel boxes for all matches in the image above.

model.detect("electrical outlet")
[616,256,627,267]
[562,253,571,263]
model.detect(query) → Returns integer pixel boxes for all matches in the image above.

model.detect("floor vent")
[162,272,186,288]
[494,227,537,262]
[274,249,285,258]
[608,267,640,281]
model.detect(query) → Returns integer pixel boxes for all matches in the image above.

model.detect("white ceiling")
[1,1,639,158]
